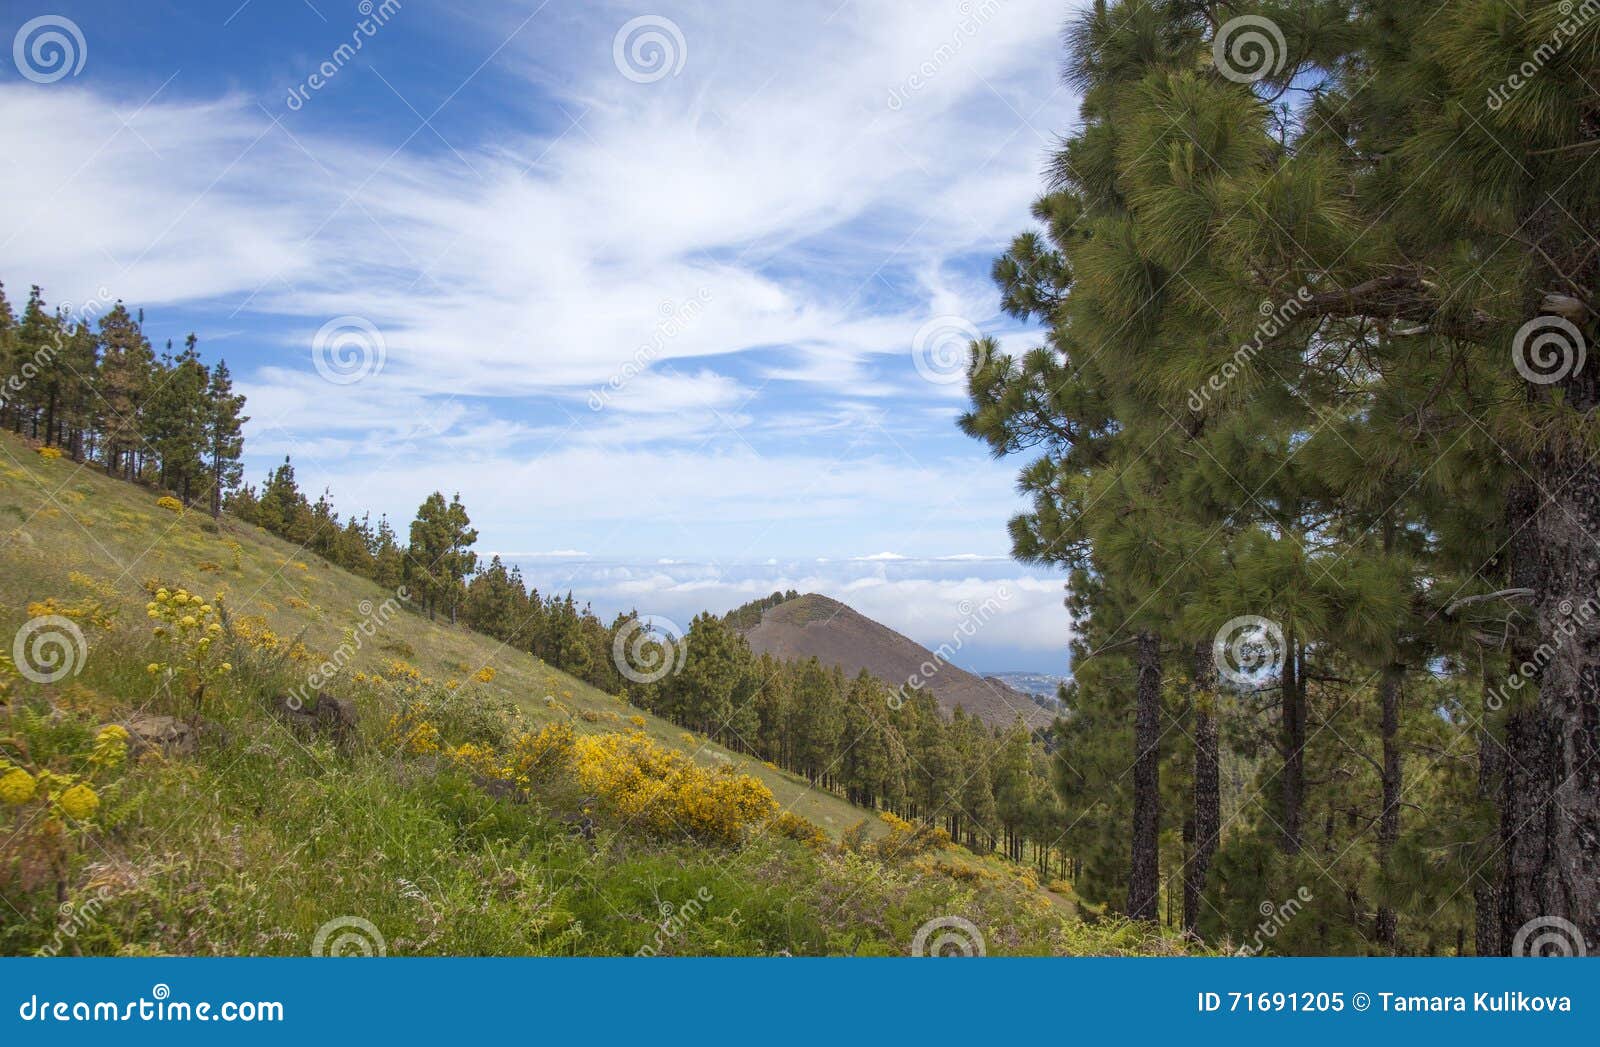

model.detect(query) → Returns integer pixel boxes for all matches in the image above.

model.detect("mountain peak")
[738,592,1051,729]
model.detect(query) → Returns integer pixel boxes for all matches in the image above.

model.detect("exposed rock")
[271,691,358,743]
[116,713,196,757]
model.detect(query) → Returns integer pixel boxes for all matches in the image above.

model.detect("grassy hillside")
[0,433,870,836]
[0,432,1189,956]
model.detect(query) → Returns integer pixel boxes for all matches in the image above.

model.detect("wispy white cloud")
[0,0,1079,626]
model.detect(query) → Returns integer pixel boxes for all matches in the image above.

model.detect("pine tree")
[204,360,247,516]
[144,335,209,500]
[406,492,478,621]
[96,302,154,478]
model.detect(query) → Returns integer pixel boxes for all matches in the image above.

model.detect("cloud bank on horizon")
[0,0,1081,667]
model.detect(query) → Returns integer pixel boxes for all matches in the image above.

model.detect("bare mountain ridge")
[738,593,1053,729]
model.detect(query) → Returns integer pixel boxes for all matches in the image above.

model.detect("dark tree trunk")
[1281,635,1305,854]
[1128,631,1162,921]
[1498,447,1600,955]
[1185,640,1219,936]
[1475,704,1506,957]
[1376,662,1404,953]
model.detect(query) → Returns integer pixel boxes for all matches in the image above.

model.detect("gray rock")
[116,713,196,756]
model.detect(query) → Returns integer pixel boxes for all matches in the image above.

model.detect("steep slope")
[0,433,873,838]
[740,594,1052,729]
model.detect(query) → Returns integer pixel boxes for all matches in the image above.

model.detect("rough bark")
[1375,662,1404,953]
[1185,639,1220,936]
[1281,635,1305,854]
[1128,631,1162,921]
[1474,706,1506,957]
[1500,460,1600,955]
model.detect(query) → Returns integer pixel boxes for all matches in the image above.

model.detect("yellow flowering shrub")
[385,707,442,755]
[35,446,63,460]
[155,495,184,513]
[0,718,128,897]
[0,767,36,805]
[768,810,828,848]
[628,715,646,728]
[388,659,422,682]
[67,572,119,599]
[874,811,950,861]
[446,742,502,779]
[573,731,777,843]
[145,587,232,713]
[503,722,575,785]
[1,725,126,824]
[473,666,496,683]
[26,597,115,630]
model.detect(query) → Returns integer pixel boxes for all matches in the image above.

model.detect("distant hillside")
[737,593,1053,729]
[988,672,1069,715]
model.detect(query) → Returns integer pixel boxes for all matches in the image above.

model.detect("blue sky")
[0,0,1083,672]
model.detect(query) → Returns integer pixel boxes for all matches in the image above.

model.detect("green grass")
[0,433,872,838]
[0,432,1192,956]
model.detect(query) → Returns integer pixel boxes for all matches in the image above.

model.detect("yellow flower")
[0,767,37,805]
[57,782,99,820]
[146,663,162,674]
[220,662,232,673]
[180,615,197,629]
